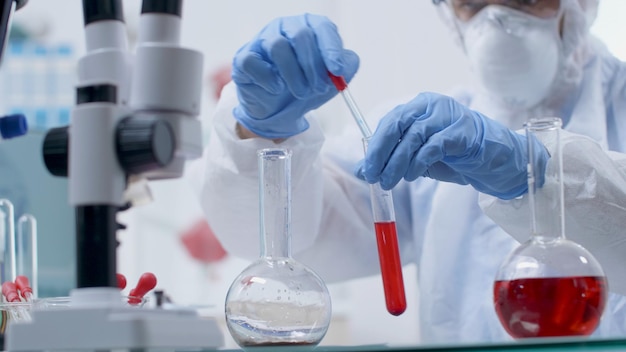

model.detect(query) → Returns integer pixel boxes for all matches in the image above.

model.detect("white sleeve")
[197,82,384,283]
[479,129,626,294]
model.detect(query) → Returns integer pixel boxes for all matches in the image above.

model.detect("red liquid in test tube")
[329,72,407,316]
[375,221,406,315]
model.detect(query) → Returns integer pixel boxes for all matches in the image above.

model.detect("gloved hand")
[231,14,360,139]
[356,92,549,200]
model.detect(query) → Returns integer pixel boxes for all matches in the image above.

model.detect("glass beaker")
[494,117,607,338]
[225,148,332,348]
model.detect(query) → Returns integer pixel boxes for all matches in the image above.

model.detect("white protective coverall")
[197,0,626,344]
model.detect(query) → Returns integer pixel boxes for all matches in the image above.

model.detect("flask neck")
[526,117,565,241]
[258,149,292,259]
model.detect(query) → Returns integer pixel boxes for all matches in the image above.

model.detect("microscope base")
[6,306,224,351]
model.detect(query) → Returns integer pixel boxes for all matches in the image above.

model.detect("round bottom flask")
[494,238,607,338]
[494,118,607,338]
[225,148,331,348]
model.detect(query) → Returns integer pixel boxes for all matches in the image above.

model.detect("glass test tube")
[329,73,407,316]
[0,208,5,283]
[0,199,16,283]
[363,138,407,316]
[17,214,37,298]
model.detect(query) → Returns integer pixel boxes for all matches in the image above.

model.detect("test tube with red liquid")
[329,73,407,316]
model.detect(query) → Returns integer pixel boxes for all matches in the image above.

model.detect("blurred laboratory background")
[0,0,623,348]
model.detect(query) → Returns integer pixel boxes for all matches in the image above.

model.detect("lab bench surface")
[214,337,626,351]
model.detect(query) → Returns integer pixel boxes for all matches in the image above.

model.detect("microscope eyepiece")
[82,0,124,25]
[141,0,182,17]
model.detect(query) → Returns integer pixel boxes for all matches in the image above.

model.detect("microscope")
[6,0,224,350]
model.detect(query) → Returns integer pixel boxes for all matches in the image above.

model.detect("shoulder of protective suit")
[589,37,626,101]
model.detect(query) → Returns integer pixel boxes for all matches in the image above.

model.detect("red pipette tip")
[128,272,157,305]
[117,273,127,290]
[15,275,33,301]
[2,281,20,302]
[328,72,347,91]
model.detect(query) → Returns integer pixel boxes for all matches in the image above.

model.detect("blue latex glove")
[356,92,549,200]
[231,14,359,139]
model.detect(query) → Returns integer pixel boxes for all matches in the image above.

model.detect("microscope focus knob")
[116,116,175,174]
[42,126,69,177]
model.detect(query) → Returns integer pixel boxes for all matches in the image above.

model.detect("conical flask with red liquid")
[225,148,331,349]
[494,117,608,339]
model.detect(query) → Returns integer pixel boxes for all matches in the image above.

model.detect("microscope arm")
[42,0,203,289]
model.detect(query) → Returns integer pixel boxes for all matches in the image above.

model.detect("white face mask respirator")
[459,5,563,110]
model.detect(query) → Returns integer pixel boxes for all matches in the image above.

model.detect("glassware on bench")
[494,117,607,338]
[224,148,331,348]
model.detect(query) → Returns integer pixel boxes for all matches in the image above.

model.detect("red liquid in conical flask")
[494,276,607,338]
[374,221,406,316]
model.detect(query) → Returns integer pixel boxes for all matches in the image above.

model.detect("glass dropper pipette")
[329,73,407,316]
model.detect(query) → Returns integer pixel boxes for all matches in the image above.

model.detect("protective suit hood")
[438,0,600,129]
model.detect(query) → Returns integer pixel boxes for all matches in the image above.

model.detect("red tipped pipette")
[128,272,157,305]
[329,73,407,316]
[2,281,20,302]
[117,273,127,290]
[328,74,373,138]
[15,275,33,302]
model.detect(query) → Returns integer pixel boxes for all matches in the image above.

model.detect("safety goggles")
[432,0,561,22]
